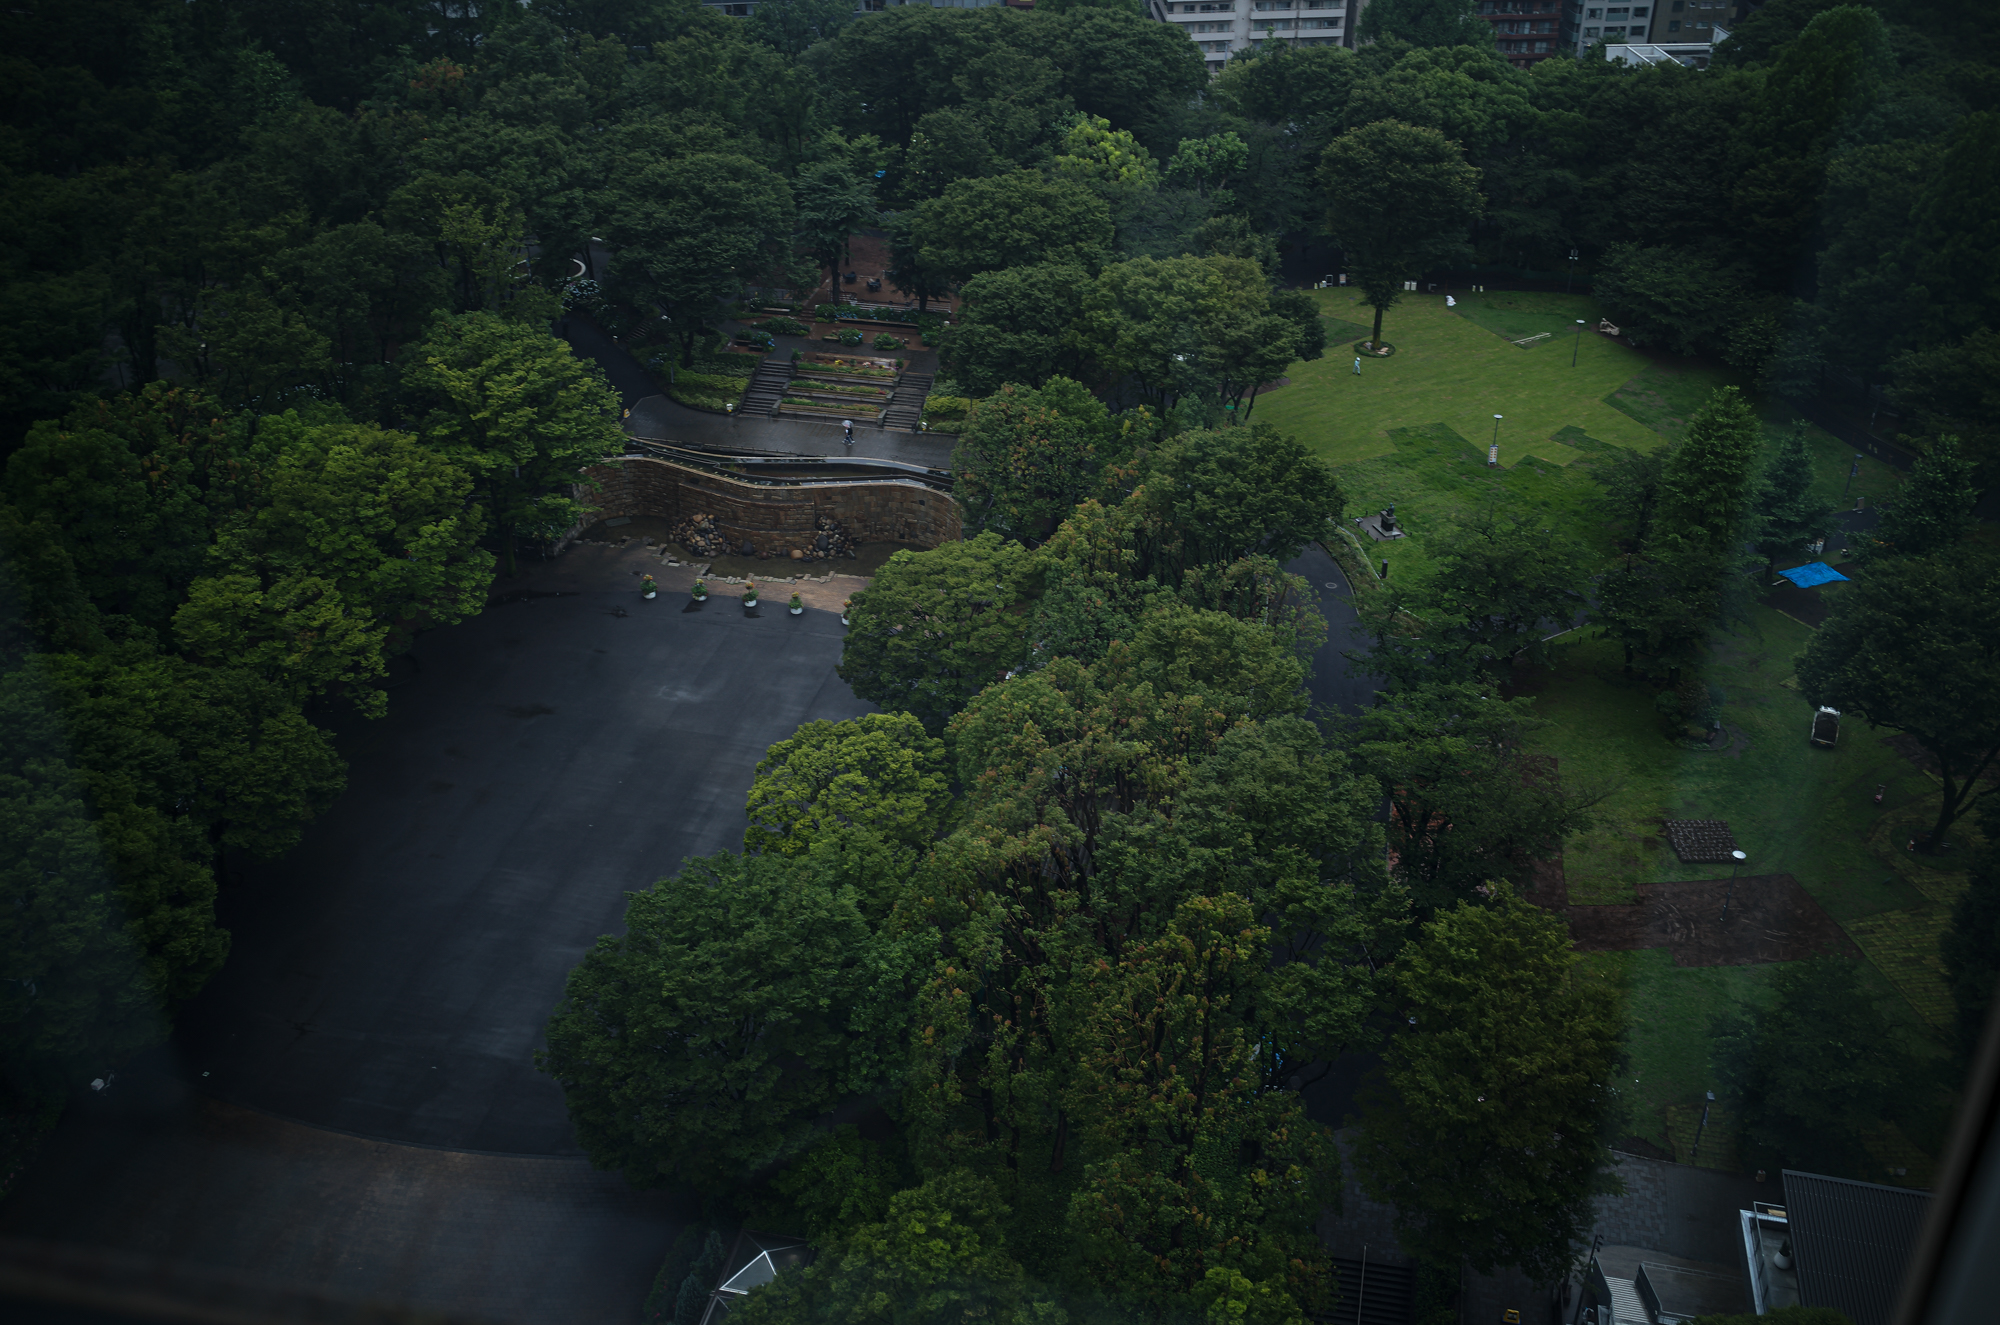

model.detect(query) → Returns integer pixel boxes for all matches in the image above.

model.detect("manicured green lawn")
[1579,947,1781,1154]
[1527,615,1933,919]
[1261,286,1939,1170]
[1258,289,1677,468]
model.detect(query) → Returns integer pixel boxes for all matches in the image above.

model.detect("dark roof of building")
[1782,1169,1931,1325]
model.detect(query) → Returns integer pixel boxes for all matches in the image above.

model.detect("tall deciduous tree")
[537,850,923,1194]
[913,171,1113,288]
[1861,434,1979,561]
[794,157,878,298]
[400,312,624,574]
[743,712,950,859]
[603,152,795,366]
[207,416,493,649]
[1712,955,1919,1178]
[1319,120,1483,348]
[952,378,1109,544]
[1131,424,1344,585]
[1795,545,2000,852]
[1352,887,1624,1286]
[1348,684,1602,909]
[943,263,1090,394]
[1752,420,1840,578]
[1656,385,1763,552]
[837,532,1037,735]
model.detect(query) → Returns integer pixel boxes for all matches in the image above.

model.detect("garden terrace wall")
[581,457,961,555]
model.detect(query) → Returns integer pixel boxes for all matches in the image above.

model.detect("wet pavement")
[0,1072,683,1324]
[172,539,875,1155]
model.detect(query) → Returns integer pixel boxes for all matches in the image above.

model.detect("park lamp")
[1572,319,1587,367]
[1720,849,1749,921]
[1488,414,1503,467]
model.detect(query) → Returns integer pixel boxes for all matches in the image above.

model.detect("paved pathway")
[561,309,955,467]
[167,540,874,1154]
[0,1071,683,1324]
[1287,542,1380,718]
[0,541,866,1320]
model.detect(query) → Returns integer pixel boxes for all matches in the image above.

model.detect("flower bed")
[803,355,898,376]
[816,303,942,329]
[791,376,890,396]
[782,397,880,417]
[752,315,810,337]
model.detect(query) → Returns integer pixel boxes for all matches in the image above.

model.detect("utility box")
[1810,707,1840,747]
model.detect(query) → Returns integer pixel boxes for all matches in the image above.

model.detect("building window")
[1252,1,1291,10]
[1301,16,1339,27]
[1667,19,1678,30]
[1671,0,1682,8]
[1584,25,1599,36]
[1632,5,1648,14]
[1586,7,1600,16]
[722,2,749,12]
[1534,39,1550,50]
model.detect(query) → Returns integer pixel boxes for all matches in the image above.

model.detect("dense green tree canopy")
[1796,545,2000,852]
[1319,119,1484,346]
[1352,888,1624,1285]
[538,850,922,1194]
[837,532,1038,735]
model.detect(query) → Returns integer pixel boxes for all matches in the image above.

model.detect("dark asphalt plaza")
[0,530,1369,1323]
[173,539,873,1154]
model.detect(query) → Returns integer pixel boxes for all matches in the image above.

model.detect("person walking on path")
[1353,355,1362,375]
[842,419,853,445]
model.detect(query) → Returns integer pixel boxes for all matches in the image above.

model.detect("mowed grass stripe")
[1255,290,1670,468]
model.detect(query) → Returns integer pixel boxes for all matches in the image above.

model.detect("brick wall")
[580,457,961,557]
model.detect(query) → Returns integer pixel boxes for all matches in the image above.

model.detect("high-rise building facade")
[1147,0,1368,76]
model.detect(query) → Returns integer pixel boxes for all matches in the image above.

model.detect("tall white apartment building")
[1148,0,1369,75]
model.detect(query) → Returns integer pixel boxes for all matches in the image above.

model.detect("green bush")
[760,316,809,337]
[921,394,972,429]
[873,333,901,351]
[838,328,864,346]
[668,370,745,412]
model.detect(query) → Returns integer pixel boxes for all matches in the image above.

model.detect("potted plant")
[788,592,803,616]
[840,597,851,625]
[692,578,707,602]
[640,574,657,600]
[743,580,759,607]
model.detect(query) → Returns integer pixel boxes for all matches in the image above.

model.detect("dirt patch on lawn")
[1524,854,1855,967]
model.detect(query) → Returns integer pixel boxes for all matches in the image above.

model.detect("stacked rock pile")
[668,513,730,559]
[788,516,859,563]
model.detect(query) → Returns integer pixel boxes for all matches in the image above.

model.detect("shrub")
[668,371,745,412]
[838,328,864,346]
[760,316,809,337]
[873,333,901,351]
[921,395,972,429]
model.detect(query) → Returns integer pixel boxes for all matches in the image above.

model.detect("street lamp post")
[1572,319,1586,366]
[1843,452,1863,496]
[1566,248,1578,295]
[1489,414,1503,467]
[1719,849,1748,921]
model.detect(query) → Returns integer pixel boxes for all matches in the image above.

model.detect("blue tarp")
[1778,561,1849,589]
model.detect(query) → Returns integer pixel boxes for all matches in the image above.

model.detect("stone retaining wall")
[581,457,960,557]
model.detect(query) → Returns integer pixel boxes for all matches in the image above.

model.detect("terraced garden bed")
[781,397,881,418]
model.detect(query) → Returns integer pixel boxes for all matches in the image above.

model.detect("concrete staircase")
[741,359,793,417]
[882,371,933,432]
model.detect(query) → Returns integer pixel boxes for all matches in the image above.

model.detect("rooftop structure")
[1740,1172,1932,1325]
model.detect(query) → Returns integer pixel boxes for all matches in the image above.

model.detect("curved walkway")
[560,311,956,467]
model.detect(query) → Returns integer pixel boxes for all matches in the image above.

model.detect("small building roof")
[1777,561,1849,588]
[1783,1169,1931,1325]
